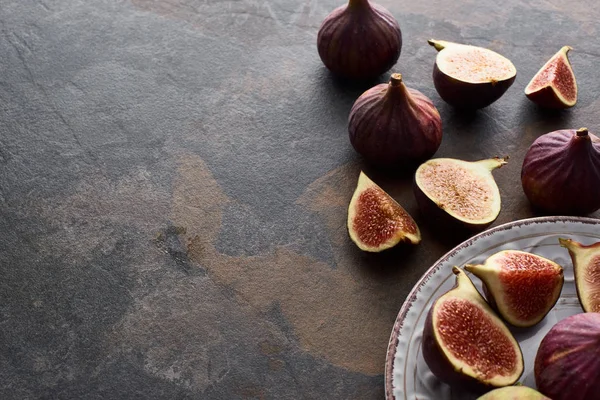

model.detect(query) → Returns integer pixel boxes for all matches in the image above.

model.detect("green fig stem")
[474,156,509,171]
[427,39,454,52]
[576,127,589,137]
[561,45,573,55]
[348,0,371,9]
[558,237,574,249]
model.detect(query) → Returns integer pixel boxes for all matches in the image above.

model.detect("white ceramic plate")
[385,216,600,400]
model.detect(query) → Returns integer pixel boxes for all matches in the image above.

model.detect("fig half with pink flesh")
[477,386,550,400]
[347,171,420,252]
[559,238,600,312]
[525,46,577,108]
[414,157,507,231]
[465,250,564,327]
[535,312,600,400]
[422,267,524,391]
[428,39,517,109]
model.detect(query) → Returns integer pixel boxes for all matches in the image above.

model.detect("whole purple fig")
[521,127,600,215]
[535,313,600,400]
[317,0,402,81]
[348,73,442,169]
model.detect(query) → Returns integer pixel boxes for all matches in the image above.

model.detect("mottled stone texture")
[0,0,598,398]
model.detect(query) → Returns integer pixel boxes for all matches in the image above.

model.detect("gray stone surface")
[1,0,599,398]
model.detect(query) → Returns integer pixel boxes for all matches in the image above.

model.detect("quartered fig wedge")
[422,267,524,391]
[559,238,600,312]
[347,171,420,252]
[428,39,517,109]
[477,386,550,400]
[414,157,508,230]
[465,250,564,327]
[525,46,577,109]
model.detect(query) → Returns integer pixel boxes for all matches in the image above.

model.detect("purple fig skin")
[348,74,442,169]
[432,63,516,110]
[422,268,523,393]
[317,0,402,81]
[534,313,600,400]
[521,128,600,215]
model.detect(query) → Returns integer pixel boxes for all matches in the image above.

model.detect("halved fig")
[414,157,508,231]
[465,250,564,327]
[525,46,577,109]
[347,171,420,252]
[422,267,524,391]
[559,238,600,312]
[477,386,550,400]
[428,39,517,109]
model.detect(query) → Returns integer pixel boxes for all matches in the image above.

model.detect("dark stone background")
[1,0,598,398]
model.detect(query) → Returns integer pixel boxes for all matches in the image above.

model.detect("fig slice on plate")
[422,267,524,391]
[559,238,600,312]
[465,250,564,327]
[525,46,577,109]
[428,39,517,109]
[347,171,420,252]
[477,386,550,400]
[414,157,508,230]
[535,313,600,400]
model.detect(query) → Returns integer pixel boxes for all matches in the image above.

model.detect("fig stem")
[427,39,448,52]
[561,45,573,55]
[577,127,589,137]
[389,73,403,87]
[348,0,371,9]
[475,156,509,171]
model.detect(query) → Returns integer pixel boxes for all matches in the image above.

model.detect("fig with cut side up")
[477,386,550,400]
[465,250,564,327]
[347,171,420,252]
[317,0,402,80]
[559,238,600,312]
[348,73,443,169]
[428,39,517,109]
[535,313,600,400]
[414,157,508,231]
[422,267,524,391]
[525,46,577,109]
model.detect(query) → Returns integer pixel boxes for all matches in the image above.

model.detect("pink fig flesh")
[465,250,564,327]
[422,267,523,390]
[525,46,577,109]
[428,39,516,109]
[535,313,600,400]
[559,238,600,312]
[414,157,507,230]
[347,171,420,252]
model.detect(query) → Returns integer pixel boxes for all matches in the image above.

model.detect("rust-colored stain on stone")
[166,155,403,375]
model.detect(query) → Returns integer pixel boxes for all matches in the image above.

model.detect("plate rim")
[384,215,600,400]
